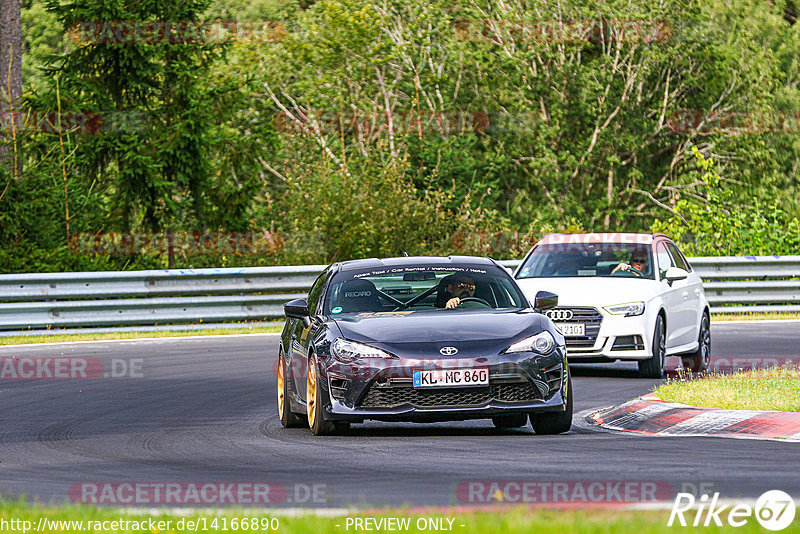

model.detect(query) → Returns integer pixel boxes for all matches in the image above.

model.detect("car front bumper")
[317,348,568,423]
[555,307,655,361]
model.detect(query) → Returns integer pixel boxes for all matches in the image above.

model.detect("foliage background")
[2,0,799,272]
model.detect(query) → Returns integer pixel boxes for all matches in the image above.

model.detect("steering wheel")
[611,266,644,277]
[627,267,644,277]
[458,297,491,307]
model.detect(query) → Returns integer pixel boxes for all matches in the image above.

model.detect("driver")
[435,275,476,309]
[611,252,649,277]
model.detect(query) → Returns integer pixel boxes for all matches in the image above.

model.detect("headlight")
[505,331,556,355]
[331,338,396,362]
[604,302,646,317]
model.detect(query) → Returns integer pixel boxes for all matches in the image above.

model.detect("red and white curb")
[590,393,800,442]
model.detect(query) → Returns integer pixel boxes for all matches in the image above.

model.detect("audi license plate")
[413,368,489,388]
[555,323,585,336]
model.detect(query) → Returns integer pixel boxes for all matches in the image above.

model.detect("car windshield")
[516,243,655,280]
[325,264,527,315]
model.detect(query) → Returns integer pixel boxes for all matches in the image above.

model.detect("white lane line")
[0,332,281,351]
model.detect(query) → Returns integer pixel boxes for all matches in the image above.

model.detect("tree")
[0,0,22,177]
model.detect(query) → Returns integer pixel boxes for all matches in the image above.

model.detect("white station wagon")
[513,233,710,378]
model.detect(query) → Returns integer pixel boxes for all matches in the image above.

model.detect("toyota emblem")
[439,346,459,356]
[545,309,573,321]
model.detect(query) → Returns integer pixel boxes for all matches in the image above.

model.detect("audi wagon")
[514,233,710,378]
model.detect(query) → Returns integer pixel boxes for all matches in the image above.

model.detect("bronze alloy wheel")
[307,356,317,428]
[278,355,285,415]
[278,351,304,428]
[306,355,338,435]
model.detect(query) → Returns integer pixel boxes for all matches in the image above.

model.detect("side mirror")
[664,267,688,283]
[533,290,558,311]
[284,298,310,321]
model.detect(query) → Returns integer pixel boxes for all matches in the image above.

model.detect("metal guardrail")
[0,256,797,330]
[689,256,800,313]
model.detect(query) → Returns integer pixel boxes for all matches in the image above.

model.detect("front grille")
[551,307,602,350]
[358,382,541,409]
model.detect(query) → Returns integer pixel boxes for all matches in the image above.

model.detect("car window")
[516,242,655,280]
[666,242,690,271]
[325,265,527,314]
[306,270,328,315]
[656,242,675,279]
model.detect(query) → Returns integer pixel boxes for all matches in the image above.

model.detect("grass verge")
[2,502,797,534]
[711,311,800,321]
[0,326,282,346]
[656,367,800,411]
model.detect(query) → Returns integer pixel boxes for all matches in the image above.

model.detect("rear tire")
[639,315,666,378]
[307,355,337,436]
[530,370,573,435]
[682,313,710,373]
[278,351,305,428]
[492,413,528,429]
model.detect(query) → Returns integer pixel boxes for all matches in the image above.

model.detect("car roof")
[336,255,500,272]
[537,232,672,245]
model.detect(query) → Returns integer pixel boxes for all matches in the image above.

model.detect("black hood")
[331,310,547,358]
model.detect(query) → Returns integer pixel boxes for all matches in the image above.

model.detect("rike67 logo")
[669,490,796,531]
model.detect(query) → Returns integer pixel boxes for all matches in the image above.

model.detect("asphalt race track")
[0,321,798,508]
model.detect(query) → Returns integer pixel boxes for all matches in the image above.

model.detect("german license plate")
[555,323,585,336]
[413,368,489,388]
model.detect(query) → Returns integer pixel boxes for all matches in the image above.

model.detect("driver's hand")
[445,297,461,309]
[615,263,630,272]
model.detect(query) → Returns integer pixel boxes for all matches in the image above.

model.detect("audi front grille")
[546,307,603,350]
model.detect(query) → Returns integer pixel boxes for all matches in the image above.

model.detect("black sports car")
[277,256,571,435]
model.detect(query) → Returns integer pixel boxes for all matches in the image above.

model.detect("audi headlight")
[604,302,645,317]
[505,331,556,355]
[331,338,396,362]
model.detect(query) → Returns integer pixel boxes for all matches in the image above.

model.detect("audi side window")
[307,271,328,315]
[666,242,691,272]
[656,243,675,280]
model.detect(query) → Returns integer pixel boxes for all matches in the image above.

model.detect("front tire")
[682,313,710,373]
[278,351,305,428]
[306,355,338,436]
[530,370,572,435]
[639,314,666,378]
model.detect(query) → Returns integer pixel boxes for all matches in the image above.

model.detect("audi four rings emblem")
[545,309,573,321]
[439,346,459,356]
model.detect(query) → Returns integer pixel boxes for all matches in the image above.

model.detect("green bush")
[651,146,800,256]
